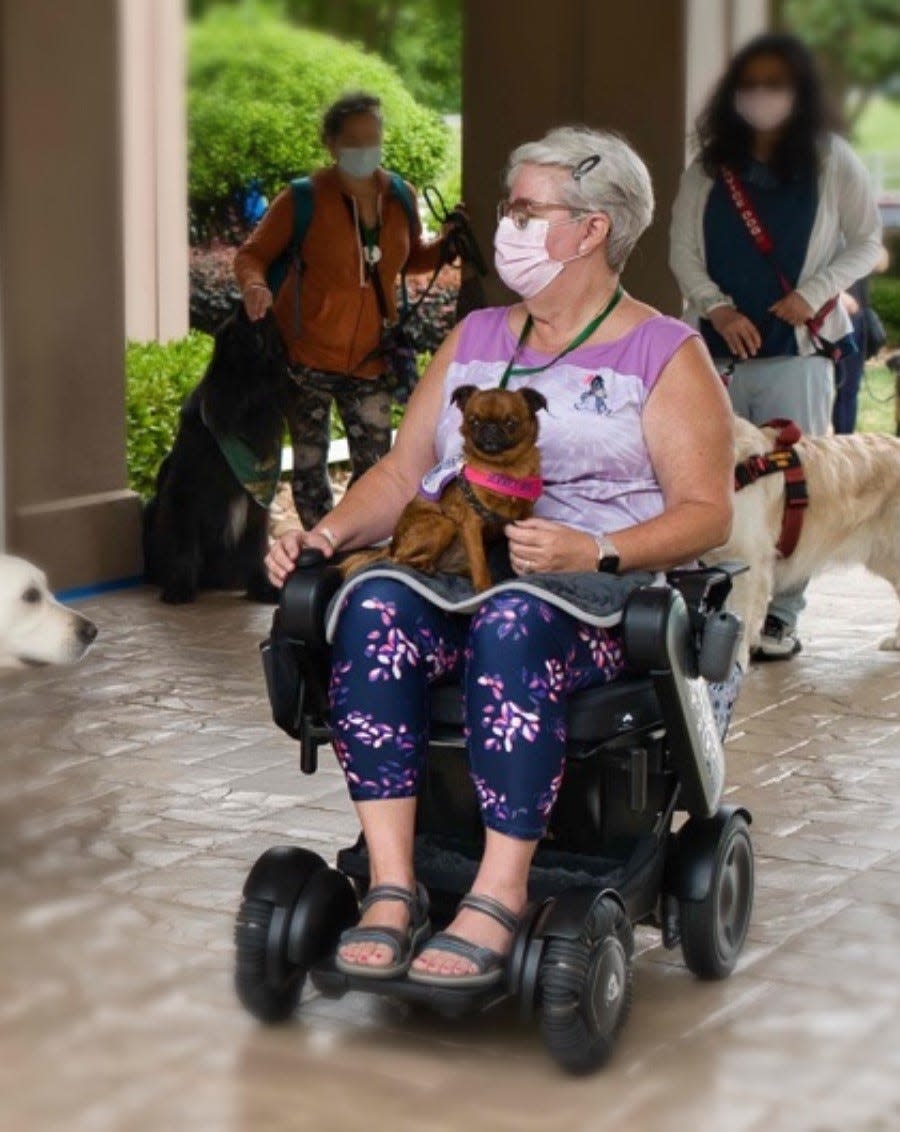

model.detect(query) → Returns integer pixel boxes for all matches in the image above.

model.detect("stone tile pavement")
[1,566,899,1132]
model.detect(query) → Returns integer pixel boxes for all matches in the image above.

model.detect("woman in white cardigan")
[670,32,882,660]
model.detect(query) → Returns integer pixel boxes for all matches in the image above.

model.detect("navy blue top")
[701,161,818,359]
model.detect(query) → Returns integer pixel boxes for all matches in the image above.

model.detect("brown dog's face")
[451,385,547,462]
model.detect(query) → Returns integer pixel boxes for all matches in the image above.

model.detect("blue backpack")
[265,172,419,299]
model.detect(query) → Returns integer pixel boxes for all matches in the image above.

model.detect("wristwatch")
[594,534,621,575]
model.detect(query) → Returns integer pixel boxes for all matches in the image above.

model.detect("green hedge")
[871,276,900,348]
[125,331,421,500]
[188,9,448,233]
[126,333,214,500]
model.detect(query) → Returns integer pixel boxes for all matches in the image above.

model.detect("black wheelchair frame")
[235,553,754,1074]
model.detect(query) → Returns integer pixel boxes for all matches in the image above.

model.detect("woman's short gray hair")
[506,127,654,272]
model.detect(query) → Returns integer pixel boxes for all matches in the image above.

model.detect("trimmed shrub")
[188,9,448,238]
[126,333,214,499]
[872,275,900,347]
[124,308,452,501]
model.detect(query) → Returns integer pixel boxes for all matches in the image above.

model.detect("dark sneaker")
[753,615,802,661]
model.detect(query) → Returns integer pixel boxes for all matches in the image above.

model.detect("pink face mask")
[493,216,585,299]
[734,89,795,132]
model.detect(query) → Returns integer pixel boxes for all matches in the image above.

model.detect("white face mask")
[734,89,795,132]
[493,215,588,299]
[337,145,382,179]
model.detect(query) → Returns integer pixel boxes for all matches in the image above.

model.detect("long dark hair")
[696,33,832,181]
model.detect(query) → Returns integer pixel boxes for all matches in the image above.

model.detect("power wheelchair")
[234,551,754,1074]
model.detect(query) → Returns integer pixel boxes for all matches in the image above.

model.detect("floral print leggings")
[329,579,742,842]
[330,579,628,841]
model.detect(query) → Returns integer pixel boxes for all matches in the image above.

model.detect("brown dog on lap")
[342,385,547,591]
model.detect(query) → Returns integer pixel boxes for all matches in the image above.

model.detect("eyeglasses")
[497,198,590,230]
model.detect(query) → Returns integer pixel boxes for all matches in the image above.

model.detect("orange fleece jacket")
[234,166,443,378]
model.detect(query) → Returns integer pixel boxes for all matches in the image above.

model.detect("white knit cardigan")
[669,134,883,355]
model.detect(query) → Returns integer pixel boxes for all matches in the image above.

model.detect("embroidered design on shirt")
[574,374,611,415]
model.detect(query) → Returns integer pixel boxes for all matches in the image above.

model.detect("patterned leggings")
[283,366,393,530]
[330,579,629,841]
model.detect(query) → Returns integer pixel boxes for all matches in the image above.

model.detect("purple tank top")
[435,306,698,535]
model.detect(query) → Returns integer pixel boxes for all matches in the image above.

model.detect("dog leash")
[498,285,623,390]
[720,167,841,360]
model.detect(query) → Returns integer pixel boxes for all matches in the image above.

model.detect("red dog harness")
[734,418,808,559]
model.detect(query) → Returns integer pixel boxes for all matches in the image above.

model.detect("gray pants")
[724,355,834,629]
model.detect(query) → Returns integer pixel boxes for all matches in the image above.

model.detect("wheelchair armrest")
[621,586,684,675]
[277,549,345,649]
[665,561,748,618]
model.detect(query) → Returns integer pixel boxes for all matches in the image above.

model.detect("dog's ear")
[519,388,548,417]
[451,384,478,412]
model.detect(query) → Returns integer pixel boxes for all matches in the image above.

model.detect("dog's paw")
[877,634,900,652]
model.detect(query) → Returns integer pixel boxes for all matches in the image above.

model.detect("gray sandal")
[335,882,431,980]
[407,893,519,989]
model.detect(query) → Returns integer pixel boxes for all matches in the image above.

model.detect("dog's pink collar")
[462,465,543,501]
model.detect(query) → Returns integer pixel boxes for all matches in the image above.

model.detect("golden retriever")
[0,554,98,669]
[708,417,900,667]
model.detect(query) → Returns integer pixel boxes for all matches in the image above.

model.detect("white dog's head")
[0,554,98,669]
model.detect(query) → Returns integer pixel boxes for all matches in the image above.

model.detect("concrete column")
[463,0,769,315]
[121,0,189,343]
[0,0,142,587]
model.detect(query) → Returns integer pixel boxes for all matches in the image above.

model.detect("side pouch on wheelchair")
[259,611,305,741]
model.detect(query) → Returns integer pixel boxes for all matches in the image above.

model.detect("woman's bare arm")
[611,336,734,570]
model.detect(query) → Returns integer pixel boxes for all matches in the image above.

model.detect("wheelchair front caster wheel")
[234,847,358,1023]
[680,814,754,980]
[538,896,634,1074]
[235,895,305,1022]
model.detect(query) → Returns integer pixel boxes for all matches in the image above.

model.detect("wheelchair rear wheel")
[538,896,634,1074]
[680,814,754,979]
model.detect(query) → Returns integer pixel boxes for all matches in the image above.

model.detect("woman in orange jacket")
[235,92,448,528]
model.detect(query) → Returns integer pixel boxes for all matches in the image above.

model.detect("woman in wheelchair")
[264,127,735,988]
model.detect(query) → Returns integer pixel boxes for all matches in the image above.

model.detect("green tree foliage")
[190,0,461,113]
[779,0,900,127]
[188,5,449,230]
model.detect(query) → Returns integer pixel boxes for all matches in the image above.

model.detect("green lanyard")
[498,284,624,389]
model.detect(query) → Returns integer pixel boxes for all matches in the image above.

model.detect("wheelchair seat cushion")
[429,674,661,746]
[324,561,656,643]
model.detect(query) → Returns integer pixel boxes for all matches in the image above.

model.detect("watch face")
[598,554,620,575]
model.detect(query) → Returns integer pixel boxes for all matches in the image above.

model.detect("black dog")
[144,307,288,604]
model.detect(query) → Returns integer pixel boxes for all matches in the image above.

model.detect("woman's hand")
[244,284,274,322]
[441,201,468,242]
[839,290,860,317]
[505,518,597,575]
[264,529,335,587]
[707,305,761,359]
[769,290,815,327]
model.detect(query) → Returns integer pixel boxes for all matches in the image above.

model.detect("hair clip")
[573,155,602,182]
